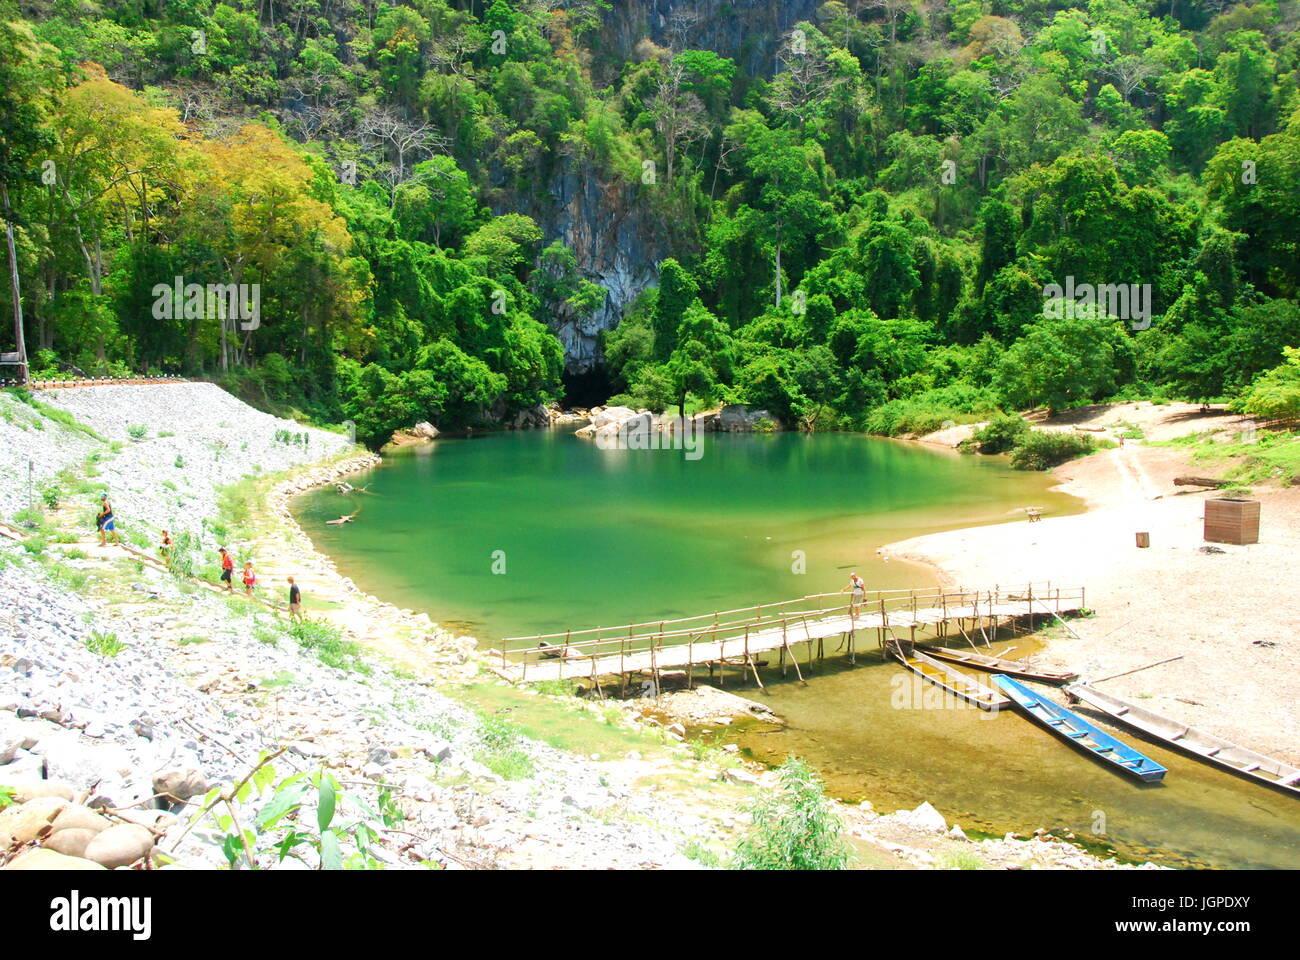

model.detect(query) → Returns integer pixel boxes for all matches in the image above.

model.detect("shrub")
[41,486,60,510]
[127,424,148,440]
[732,756,852,870]
[1238,347,1300,422]
[963,414,1031,454]
[1009,430,1097,470]
[865,385,1000,437]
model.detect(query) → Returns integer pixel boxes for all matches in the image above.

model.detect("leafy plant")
[84,630,127,657]
[184,752,407,870]
[733,756,852,871]
[127,423,148,440]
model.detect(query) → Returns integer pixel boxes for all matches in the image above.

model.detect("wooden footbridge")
[490,583,1086,693]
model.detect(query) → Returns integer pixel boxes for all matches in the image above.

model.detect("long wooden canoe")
[915,643,1079,685]
[891,645,1012,711]
[992,675,1167,782]
[1065,683,1300,798]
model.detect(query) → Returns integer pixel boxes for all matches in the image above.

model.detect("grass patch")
[938,849,988,870]
[3,387,107,442]
[290,618,371,675]
[451,683,665,759]
[1155,428,1300,487]
[258,670,298,689]
[474,716,536,781]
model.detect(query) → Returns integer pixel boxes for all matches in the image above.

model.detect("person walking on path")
[219,547,234,591]
[843,572,867,617]
[159,529,173,564]
[287,577,303,622]
[96,494,120,547]
[242,560,257,596]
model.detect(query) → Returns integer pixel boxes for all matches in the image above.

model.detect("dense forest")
[1,0,1298,445]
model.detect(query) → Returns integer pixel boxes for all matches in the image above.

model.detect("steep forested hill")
[1,0,1298,442]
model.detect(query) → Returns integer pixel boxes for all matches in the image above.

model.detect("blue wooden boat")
[992,675,1167,783]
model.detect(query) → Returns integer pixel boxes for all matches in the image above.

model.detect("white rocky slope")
[0,382,351,529]
[0,383,714,869]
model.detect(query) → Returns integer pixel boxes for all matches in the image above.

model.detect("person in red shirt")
[242,560,257,596]
[219,547,234,591]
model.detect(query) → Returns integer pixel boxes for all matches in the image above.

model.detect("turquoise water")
[296,428,1079,641]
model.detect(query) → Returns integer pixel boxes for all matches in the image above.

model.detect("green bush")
[733,757,852,870]
[864,385,1001,437]
[127,424,148,440]
[1009,430,1097,470]
[963,414,1031,454]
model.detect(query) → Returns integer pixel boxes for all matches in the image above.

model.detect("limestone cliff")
[517,0,822,373]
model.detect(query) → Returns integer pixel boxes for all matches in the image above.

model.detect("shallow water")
[294,428,1300,868]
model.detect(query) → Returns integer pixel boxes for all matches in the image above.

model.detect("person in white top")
[843,572,867,617]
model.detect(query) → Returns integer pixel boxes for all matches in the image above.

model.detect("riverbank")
[885,401,1300,764]
[0,384,1155,869]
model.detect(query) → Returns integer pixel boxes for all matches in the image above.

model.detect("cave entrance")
[561,366,614,409]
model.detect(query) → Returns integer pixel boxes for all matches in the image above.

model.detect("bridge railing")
[497,582,1084,677]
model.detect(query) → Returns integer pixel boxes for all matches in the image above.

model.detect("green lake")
[294,428,1300,869]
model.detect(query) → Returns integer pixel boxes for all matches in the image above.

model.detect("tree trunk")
[2,183,26,372]
[773,232,783,309]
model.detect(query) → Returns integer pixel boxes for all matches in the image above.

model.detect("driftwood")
[1174,476,1226,487]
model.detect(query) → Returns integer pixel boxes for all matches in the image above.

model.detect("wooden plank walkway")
[491,583,1086,688]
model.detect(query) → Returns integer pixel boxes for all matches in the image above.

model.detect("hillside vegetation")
[1,0,1298,443]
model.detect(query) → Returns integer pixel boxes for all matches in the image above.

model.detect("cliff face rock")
[600,0,821,77]
[515,0,822,373]
[546,162,663,374]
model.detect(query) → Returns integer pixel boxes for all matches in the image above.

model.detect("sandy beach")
[884,402,1300,764]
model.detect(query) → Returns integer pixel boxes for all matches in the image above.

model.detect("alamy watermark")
[594,414,704,460]
[151,276,261,330]
[1042,276,1152,331]
[50,890,151,940]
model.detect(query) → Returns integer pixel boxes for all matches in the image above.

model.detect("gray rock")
[2,748,45,780]
[420,739,453,762]
[0,716,40,764]
[152,767,209,803]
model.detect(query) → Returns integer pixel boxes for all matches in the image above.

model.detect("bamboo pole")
[1092,656,1182,684]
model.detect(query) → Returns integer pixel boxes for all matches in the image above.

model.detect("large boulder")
[1,848,106,870]
[718,405,782,432]
[509,404,551,430]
